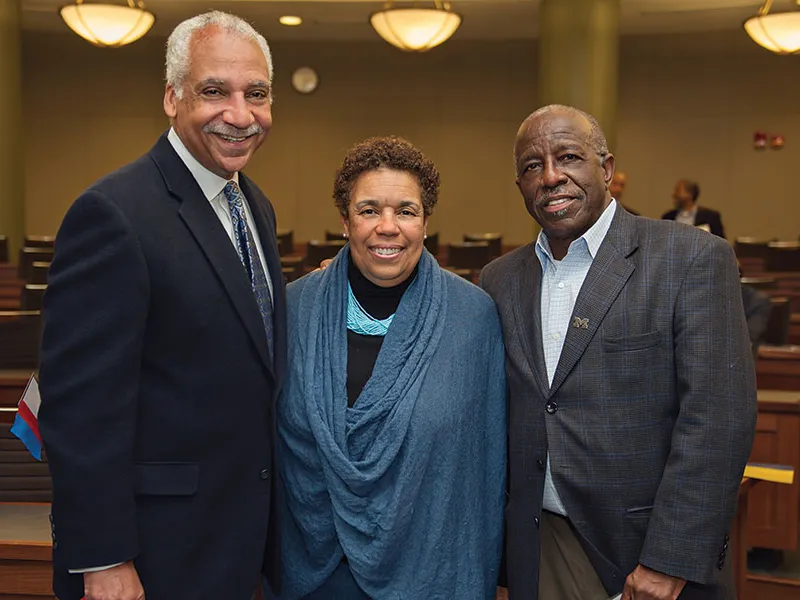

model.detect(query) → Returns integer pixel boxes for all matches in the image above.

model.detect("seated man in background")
[662,178,726,238]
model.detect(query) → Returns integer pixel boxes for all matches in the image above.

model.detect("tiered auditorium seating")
[0,422,51,503]
[463,233,502,261]
[18,247,54,282]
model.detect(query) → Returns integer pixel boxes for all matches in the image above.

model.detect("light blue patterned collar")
[536,198,617,265]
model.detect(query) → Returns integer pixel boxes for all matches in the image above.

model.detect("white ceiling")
[22,0,771,41]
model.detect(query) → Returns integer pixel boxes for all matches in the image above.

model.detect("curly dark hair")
[333,136,440,217]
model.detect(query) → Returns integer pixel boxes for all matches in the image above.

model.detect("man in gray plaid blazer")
[480,105,756,600]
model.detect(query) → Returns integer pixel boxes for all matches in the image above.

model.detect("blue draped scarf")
[277,246,506,599]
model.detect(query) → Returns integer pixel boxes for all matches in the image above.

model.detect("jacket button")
[545,401,557,414]
[537,459,545,469]
[717,559,725,570]
[534,517,540,528]
[260,469,270,480]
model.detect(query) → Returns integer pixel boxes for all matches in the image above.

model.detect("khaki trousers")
[537,511,737,600]
[538,511,609,600]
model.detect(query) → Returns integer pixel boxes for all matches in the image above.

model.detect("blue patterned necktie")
[223,180,274,358]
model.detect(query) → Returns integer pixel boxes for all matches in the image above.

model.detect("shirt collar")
[167,127,238,202]
[536,198,617,263]
[678,205,698,220]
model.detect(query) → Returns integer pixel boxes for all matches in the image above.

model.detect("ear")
[341,215,350,238]
[164,85,178,119]
[601,153,615,188]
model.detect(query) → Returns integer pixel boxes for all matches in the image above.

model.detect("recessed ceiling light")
[279,15,302,27]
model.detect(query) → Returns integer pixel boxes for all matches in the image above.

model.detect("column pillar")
[538,0,620,149]
[0,0,24,263]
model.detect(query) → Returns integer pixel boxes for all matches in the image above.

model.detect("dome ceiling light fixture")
[744,0,800,55]
[369,1,462,52]
[279,15,303,27]
[60,0,155,48]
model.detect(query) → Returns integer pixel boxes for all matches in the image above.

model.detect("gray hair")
[165,11,274,102]
[514,104,609,165]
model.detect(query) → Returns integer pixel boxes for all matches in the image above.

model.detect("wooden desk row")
[0,503,54,599]
[749,390,800,551]
[757,346,800,390]
[0,371,30,424]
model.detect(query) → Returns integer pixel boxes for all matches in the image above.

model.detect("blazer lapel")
[549,207,638,396]
[509,245,549,396]
[149,135,275,380]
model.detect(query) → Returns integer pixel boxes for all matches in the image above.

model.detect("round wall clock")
[292,67,319,94]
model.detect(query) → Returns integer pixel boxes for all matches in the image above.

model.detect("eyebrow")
[195,78,270,89]
[554,143,585,153]
[519,142,584,162]
[196,78,226,88]
[353,199,421,210]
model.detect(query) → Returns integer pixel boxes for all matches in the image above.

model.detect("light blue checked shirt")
[535,199,617,515]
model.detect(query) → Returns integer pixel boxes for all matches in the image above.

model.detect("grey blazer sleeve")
[638,239,756,583]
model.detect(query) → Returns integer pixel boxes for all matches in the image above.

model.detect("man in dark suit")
[662,179,726,238]
[38,11,284,600]
[480,105,756,600]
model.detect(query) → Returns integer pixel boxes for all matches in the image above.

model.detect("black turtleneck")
[346,257,417,406]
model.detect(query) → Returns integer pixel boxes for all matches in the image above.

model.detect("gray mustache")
[540,189,571,203]
[203,122,262,138]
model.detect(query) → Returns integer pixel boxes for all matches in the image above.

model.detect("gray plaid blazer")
[480,204,756,600]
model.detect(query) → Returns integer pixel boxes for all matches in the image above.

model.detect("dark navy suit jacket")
[662,206,726,239]
[38,134,286,600]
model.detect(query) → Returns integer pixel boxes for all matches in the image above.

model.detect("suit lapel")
[549,207,638,396]
[149,135,275,380]
[509,245,549,396]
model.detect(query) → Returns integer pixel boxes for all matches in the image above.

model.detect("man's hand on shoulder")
[84,562,145,600]
[621,564,686,600]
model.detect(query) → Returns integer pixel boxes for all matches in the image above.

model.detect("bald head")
[514,104,609,167]
[512,103,615,260]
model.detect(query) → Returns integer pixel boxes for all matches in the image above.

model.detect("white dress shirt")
[534,199,617,515]
[167,128,273,301]
[676,205,698,227]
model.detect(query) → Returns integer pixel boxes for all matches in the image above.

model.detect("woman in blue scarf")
[276,137,506,599]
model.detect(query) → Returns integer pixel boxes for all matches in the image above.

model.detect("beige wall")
[21,29,800,245]
[615,32,800,243]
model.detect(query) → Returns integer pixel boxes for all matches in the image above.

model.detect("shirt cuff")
[69,562,124,574]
